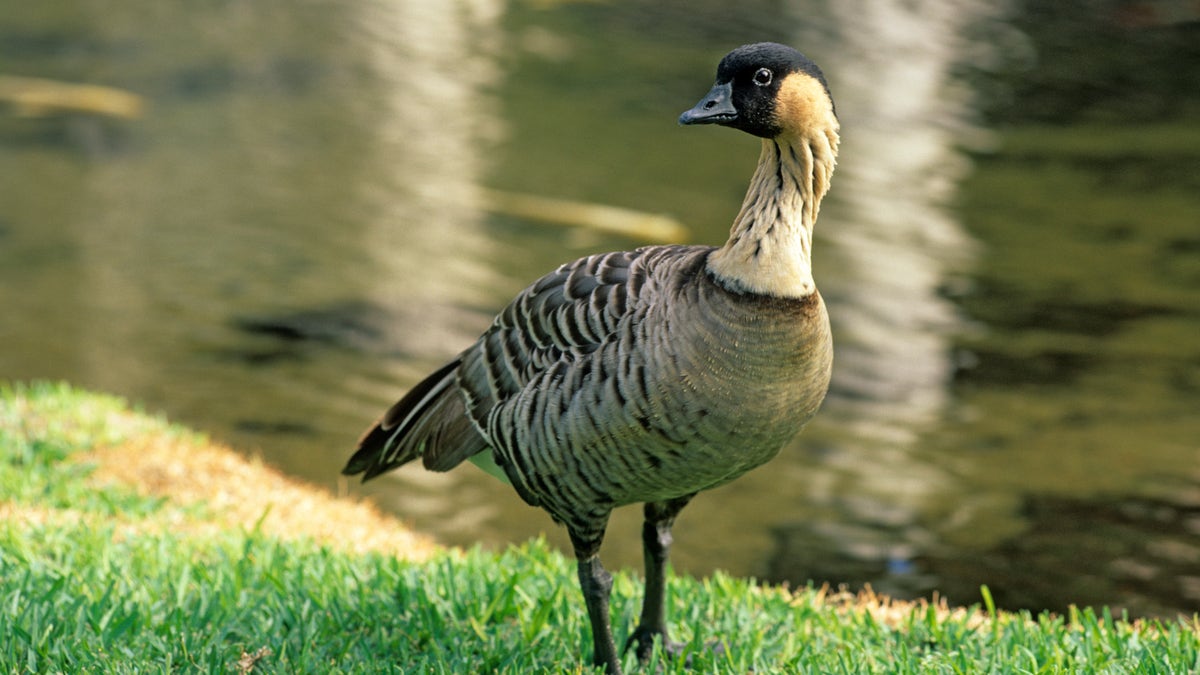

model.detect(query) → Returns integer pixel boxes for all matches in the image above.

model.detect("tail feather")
[343,358,488,481]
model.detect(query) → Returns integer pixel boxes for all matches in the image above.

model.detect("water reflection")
[350,0,506,366]
[345,0,509,533]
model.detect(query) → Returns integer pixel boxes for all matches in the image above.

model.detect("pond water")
[3,1,1198,618]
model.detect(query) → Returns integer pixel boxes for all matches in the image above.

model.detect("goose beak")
[679,81,736,125]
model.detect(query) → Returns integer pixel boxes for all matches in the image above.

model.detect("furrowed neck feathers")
[707,126,838,299]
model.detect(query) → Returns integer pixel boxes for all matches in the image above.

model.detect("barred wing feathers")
[345,246,693,487]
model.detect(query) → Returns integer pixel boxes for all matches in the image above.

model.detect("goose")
[343,42,839,674]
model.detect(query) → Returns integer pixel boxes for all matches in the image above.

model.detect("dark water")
[2,1,1198,618]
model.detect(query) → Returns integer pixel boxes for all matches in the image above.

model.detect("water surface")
[2,0,1197,618]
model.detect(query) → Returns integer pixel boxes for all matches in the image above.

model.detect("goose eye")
[753,68,773,86]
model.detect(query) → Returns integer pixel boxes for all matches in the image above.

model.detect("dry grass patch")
[80,431,437,560]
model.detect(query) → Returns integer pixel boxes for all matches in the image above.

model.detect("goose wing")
[455,248,660,437]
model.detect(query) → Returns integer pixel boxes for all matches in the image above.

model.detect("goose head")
[679,42,837,141]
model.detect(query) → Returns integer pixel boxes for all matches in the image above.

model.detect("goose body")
[344,42,839,674]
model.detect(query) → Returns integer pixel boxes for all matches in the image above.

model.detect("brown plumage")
[344,42,839,674]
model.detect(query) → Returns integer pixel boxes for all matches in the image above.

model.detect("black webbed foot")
[626,626,684,663]
[626,630,727,669]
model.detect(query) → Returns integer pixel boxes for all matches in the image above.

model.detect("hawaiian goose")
[344,42,839,674]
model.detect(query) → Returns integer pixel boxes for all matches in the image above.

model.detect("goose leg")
[571,533,622,675]
[629,495,693,662]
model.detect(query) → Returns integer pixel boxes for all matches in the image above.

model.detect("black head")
[680,42,836,139]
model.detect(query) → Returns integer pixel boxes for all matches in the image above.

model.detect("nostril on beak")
[704,100,717,110]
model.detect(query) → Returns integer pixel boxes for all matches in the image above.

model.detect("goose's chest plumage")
[472,246,832,515]
[631,257,833,492]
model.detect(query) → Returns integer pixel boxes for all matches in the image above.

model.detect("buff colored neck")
[707,129,838,298]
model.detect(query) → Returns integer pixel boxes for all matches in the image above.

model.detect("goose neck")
[707,132,837,299]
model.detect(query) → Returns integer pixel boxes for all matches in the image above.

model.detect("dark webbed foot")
[627,631,729,672]
[627,625,685,662]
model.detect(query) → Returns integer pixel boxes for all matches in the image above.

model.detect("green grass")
[2,381,1198,673]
